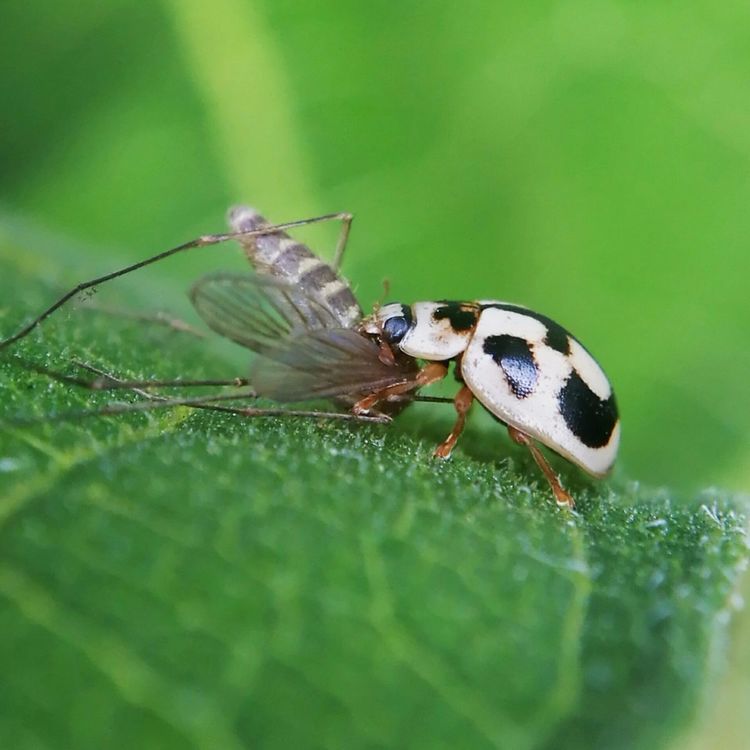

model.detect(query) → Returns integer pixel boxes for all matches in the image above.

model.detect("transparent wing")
[251,327,417,402]
[189,272,340,356]
[190,272,417,402]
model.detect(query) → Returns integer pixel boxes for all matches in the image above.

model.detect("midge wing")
[250,328,416,402]
[190,272,339,356]
[190,272,416,402]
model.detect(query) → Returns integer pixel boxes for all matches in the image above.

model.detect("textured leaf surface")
[1,2,749,746]
[0,228,747,750]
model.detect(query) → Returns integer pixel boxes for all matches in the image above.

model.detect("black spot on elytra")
[481,303,572,355]
[558,370,618,448]
[433,301,479,332]
[483,334,538,398]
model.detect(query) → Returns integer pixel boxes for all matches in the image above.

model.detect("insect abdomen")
[228,205,361,327]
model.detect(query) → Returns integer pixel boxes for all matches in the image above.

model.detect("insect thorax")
[364,301,479,361]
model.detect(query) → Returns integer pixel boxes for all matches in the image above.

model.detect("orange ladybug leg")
[433,385,474,458]
[507,425,575,509]
[353,362,448,414]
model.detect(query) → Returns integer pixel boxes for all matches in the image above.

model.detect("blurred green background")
[2,0,749,493]
[1,3,750,749]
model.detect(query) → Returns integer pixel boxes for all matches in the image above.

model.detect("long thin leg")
[0,212,353,350]
[4,391,248,425]
[13,356,456,404]
[352,362,449,414]
[72,360,167,401]
[410,395,454,405]
[11,356,251,393]
[507,425,575,509]
[5,391,393,427]
[433,385,474,458]
[73,359,250,393]
[331,212,353,272]
[190,403,390,423]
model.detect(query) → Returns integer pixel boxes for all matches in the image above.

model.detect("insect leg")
[409,395,454,404]
[6,392,392,426]
[507,425,575,509]
[352,362,449,414]
[191,404,390,423]
[13,357,251,394]
[4,391,254,425]
[70,363,453,405]
[331,212,353,272]
[73,360,251,393]
[0,213,349,350]
[433,385,474,458]
[70,361,168,401]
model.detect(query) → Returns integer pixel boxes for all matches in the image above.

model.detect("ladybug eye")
[382,315,410,344]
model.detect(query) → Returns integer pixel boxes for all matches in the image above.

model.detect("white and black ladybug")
[358,300,620,507]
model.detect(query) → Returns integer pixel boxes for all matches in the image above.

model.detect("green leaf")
[0,220,747,750]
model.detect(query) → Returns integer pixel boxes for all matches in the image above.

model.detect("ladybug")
[358,300,620,507]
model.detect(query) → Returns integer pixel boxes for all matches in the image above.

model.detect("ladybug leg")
[433,385,474,458]
[353,362,448,414]
[507,425,575,509]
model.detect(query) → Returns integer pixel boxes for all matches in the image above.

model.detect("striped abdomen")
[228,205,361,328]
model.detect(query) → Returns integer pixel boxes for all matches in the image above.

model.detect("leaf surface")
[0,229,747,750]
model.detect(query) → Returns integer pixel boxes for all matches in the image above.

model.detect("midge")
[0,206,620,508]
